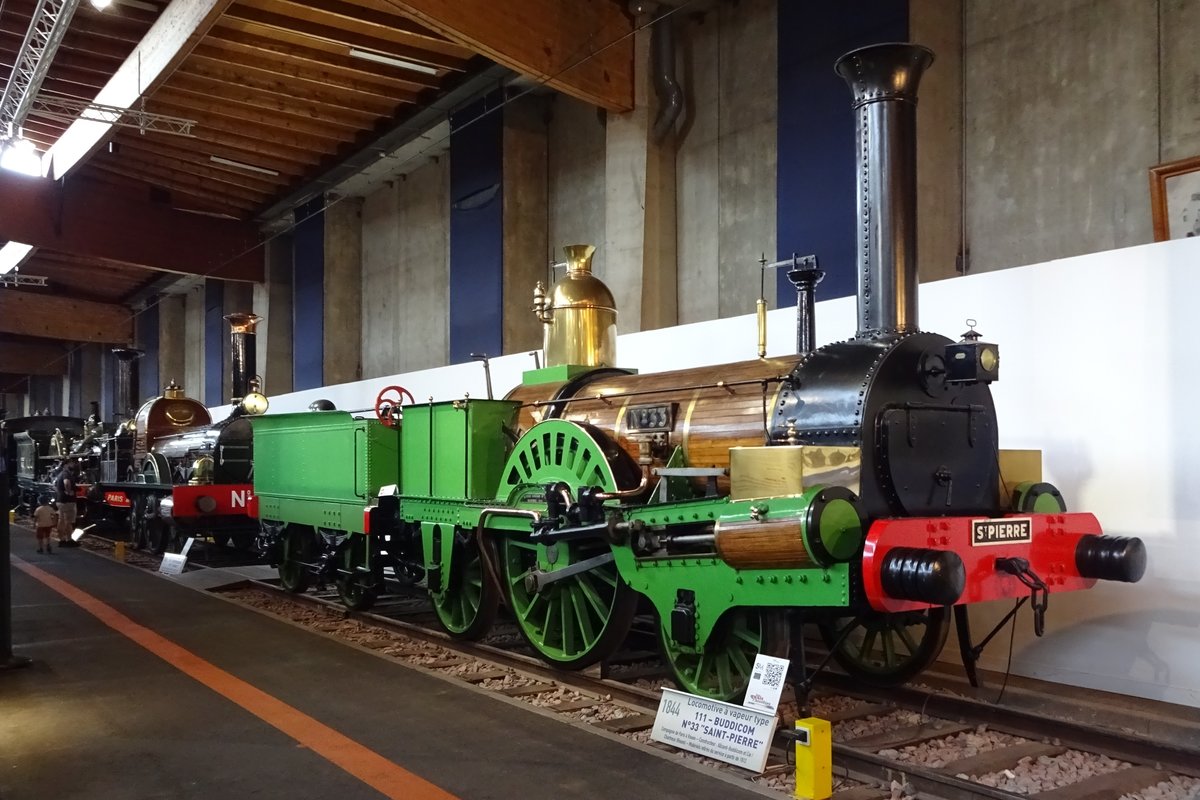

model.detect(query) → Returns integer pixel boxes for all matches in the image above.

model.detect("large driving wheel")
[660,608,790,702]
[497,420,640,670]
[818,607,951,686]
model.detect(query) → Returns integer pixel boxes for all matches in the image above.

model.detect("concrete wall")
[962,0,1198,272]
[360,156,450,378]
[256,234,293,395]
[547,95,607,287]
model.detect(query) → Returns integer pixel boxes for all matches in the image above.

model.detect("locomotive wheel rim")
[431,534,499,640]
[503,536,636,669]
[660,609,790,702]
[818,606,951,686]
[335,532,378,611]
[278,526,315,594]
[499,420,636,669]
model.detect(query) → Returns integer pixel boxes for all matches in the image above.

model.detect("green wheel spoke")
[895,622,920,655]
[569,584,597,647]
[728,643,752,678]
[575,573,609,619]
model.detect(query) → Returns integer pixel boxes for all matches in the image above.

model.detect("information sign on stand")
[159,537,195,576]
[650,688,778,773]
[742,653,790,714]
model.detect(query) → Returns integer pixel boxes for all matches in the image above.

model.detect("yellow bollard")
[114,541,126,562]
[793,718,832,800]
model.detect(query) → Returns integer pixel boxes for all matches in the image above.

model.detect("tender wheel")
[660,608,790,702]
[335,532,379,611]
[431,527,500,640]
[278,525,318,594]
[818,606,951,686]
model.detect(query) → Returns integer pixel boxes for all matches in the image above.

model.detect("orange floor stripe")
[13,558,459,800]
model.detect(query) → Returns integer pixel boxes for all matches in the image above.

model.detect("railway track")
[25,521,1195,800]
[214,577,1200,800]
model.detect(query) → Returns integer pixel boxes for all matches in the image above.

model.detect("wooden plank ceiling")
[0,0,634,367]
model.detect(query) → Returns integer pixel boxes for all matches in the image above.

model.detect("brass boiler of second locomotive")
[533,245,618,369]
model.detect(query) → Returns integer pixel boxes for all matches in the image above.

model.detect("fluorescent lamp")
[210,155,279,177]
[348,48,439,75]
[0,242,34,276]
[0,138,43,177]
[90,0,113,8]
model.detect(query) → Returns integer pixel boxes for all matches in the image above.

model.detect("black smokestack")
[224,313,260,403]
[835,43,934,338]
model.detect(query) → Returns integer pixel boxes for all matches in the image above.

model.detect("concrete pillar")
[502,94,549,355]
[256,233,294,394]
[78,344,102,420]
[323,197,363,385]
[548,95,607,276]
[222,281,255,401]
[715,0,776,320]
[361,182,400,380]
[1160,0,1200,162]
[396,157,450,373]
[604,21,678,334]
[676,9,720,324]
[912,0,964,283]
[158,294,186,395]
[183,283,206,400]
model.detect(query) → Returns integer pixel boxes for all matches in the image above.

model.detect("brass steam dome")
[533,245,618,368]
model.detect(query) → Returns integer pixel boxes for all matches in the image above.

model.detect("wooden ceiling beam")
[146,96,348,155]
[176,57,398,117]
[204,22,436,95]
[91,152,274,205]
[85,161,262,214]
[0,171,263,280]
[376,0,634,112]
[236,0,474,61]
[111,138,293,189]
[0,291,133,344]
[0,341,71,376]
[184,47,419,107]
[46,0,236,180]
[153,86,362,142]
[161,118,325,169]
[76,164,238,218]
[114,131,309,180]
[222,4,468,72]
[167,69,378,129]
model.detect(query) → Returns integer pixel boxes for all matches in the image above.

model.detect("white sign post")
[650,688,778,773]
[742,653,790,715]
[158,537,195,576]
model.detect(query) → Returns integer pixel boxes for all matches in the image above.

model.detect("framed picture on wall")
[1149,155,1200,241]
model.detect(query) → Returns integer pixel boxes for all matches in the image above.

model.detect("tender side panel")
[401,400,519,501]
[252,412,400,531]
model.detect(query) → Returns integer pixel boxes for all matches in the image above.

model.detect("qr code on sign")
[761,661,785,689]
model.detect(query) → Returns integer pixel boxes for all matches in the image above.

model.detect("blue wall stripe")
[292,196,325,391]
[138,302,159,403]
[775,1,909,306]
[448,93,505,364]
[204,280,224,406]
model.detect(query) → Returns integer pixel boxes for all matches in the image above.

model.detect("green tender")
[251,411,400,533]
[400,399,519,501]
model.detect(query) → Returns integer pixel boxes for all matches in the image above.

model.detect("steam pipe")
[630,1,683,143]
[834,43,934,338]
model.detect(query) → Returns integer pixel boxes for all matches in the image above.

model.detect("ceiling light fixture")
[0,242,34,276]
[210,155,279,177]
[348,48,439,76]
[89,0,113,9]
[0,138,44,177]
